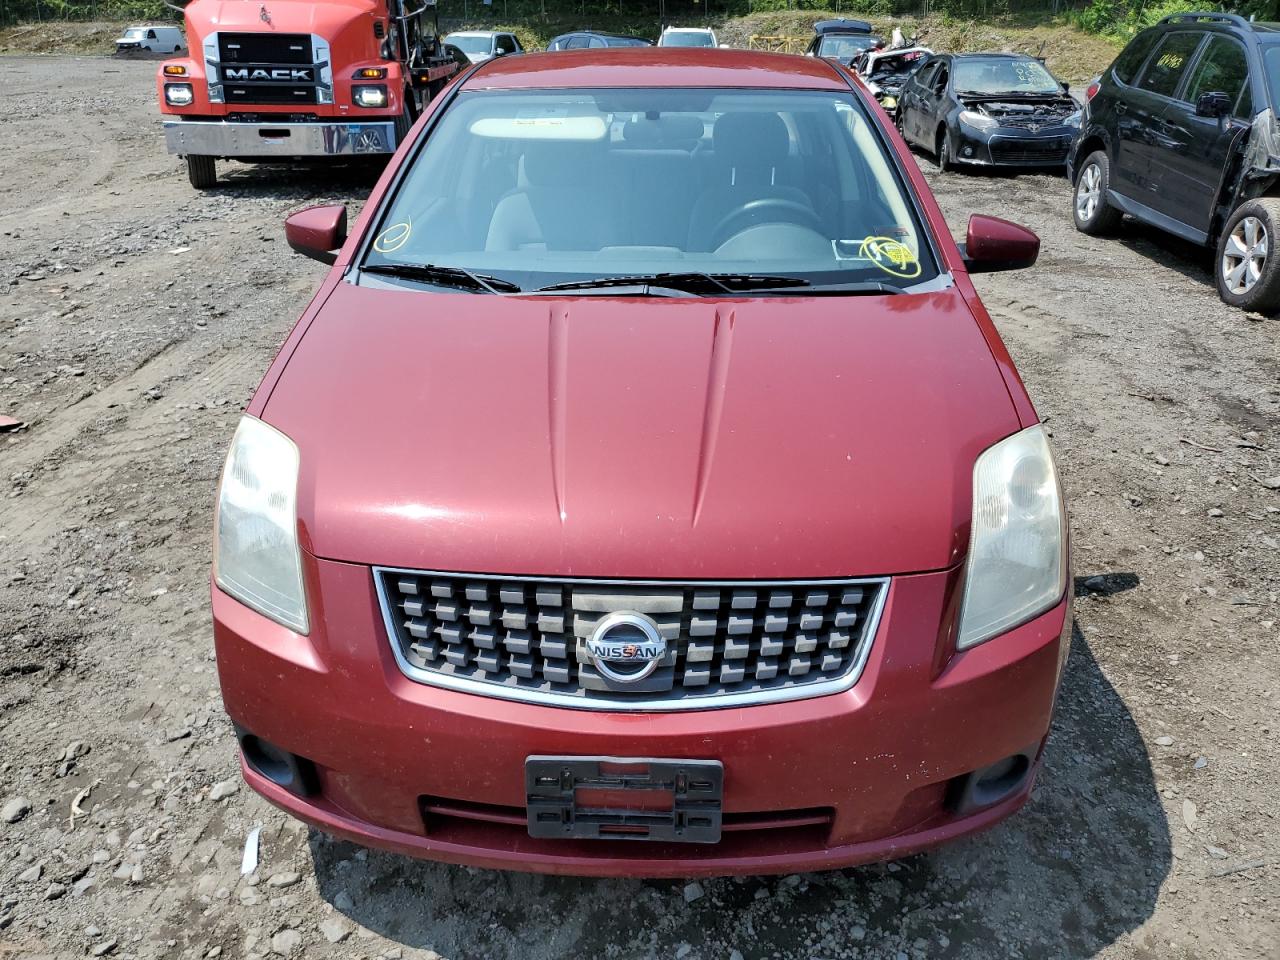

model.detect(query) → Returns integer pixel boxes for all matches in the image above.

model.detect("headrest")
[713,112,790,167]
[520,139,600,187]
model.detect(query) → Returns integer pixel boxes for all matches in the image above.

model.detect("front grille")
[990,138,1071,164]
[375,569,888,711]
[228,112,320,123]
[224,84,317,105]
[218,32,312,64]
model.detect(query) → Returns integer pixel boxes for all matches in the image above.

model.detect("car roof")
[663,27,713,33]
[446,30,503,37]
[553,31,647,40]
[462,48,849,90]
[948,52,1035,60]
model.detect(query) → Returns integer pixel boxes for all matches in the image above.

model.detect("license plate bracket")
[525,756,723,844]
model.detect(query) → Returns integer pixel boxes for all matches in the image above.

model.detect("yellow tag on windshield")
[858,236,922,279]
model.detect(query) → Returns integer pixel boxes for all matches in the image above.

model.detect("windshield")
[361,88,938,293]
[662,31,714,47]
[818,35,877,60]
[445,34,492,55]
[123,28,144,39]
[1264,45,1280,108]
[954,58,1061,95]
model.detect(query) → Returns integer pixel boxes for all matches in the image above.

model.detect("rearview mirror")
[962,214,1039,273]
[284,204,348,265]
[1196,91,1232,118]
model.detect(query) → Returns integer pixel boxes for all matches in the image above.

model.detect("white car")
[442,31,524,64]
[115,25,184,54]
[657,27,720,48]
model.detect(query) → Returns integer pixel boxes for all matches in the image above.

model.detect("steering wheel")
[708,198,825,251]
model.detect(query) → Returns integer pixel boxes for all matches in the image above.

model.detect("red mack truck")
[157,0,465,188]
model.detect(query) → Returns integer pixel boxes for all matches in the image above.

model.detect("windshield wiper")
[786,280,908,295]
[531,273,812,296]
[360,262,522,294]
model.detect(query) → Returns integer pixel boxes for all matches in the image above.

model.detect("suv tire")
[1073,151,1122,236]
[1216,198,1280,312]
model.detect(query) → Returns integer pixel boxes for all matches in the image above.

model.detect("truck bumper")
[163,119,397,158]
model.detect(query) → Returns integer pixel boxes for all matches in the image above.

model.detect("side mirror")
[962,214,1039,273]
[1196,91,1232,118]
[1060,80,1070,94]
[285,204,348,265]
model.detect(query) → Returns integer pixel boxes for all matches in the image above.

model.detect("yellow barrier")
[747,35,807,54]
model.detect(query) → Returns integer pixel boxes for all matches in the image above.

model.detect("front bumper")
[163,119,397,159]
[214,557,1071,877]
[952,125,1076,168]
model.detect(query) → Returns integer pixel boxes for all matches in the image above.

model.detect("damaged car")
[897,52,1080,171]
[858,42,933,117]
[1070,12,1280,312]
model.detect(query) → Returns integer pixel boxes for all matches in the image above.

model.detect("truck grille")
[206,32,330,107]
[218,32,312,64]
[375,569,888,711]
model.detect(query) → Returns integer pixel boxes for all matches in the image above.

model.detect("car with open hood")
[212,48,1071,876]
[897,52,1080,171]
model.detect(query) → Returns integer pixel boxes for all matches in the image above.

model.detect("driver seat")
[687,112,815,252]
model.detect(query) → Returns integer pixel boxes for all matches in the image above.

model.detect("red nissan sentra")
[212,49,1071,877]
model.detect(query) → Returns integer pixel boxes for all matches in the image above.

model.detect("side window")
[1137,32,1204,98]
[147,29,157,39]
[932,64,949,95]
[1112,28,1160,85]
[1183,36,1251,111]
[496,35,515,54]
[565,35,589,50]
[589,37,607,48]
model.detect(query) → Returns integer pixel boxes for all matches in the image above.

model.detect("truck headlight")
[959,109,999,131]
[214,416,308,634]
[957,425,1066,649]
[352,84,388,108]
[164,83,194,106]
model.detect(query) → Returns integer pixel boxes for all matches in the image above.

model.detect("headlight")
[1066,110,1082,126]
[881,96,898,109]
[959,109,999,131]
[164,83,194,106]
[957,425,1066,649]
[352,84,388,108]
[214,416,308,634]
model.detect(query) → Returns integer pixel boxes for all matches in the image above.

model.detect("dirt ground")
[0,55,1277,960]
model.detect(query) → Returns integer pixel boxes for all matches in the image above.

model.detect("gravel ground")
[1,55,1277,960]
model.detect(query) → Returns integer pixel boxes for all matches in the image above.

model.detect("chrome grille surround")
[373,568,890,712]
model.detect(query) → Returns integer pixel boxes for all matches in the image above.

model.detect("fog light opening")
[947,745,1037,815]
[236,726,319,797]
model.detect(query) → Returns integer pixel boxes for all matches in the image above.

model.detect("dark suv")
[1069,12,1280,311]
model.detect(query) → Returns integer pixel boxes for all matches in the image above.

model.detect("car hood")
[190,0,378,34]
[263,282,1021,578]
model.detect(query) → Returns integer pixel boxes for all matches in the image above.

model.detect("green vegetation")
[3,0,1278,34]
[1070,1,1278,40]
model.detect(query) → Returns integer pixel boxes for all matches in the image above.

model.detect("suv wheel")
[1073,151,1122,236]
[1216,198,1280,312]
